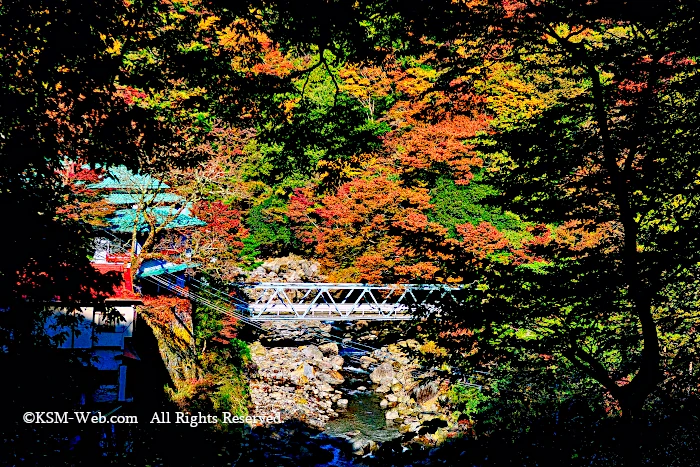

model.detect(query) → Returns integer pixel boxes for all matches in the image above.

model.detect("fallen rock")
[330,355,344,369]
[359,356,377,369]
[370,362,395,386]
[385,409,399,420]
[290,369,308,386]
[290,362,315,386]
[316,381,334,393]
[317,360,333,371]
[318,370,345,385]
[302,345,324,361]
[337,399,349,408]
[318,342,339,356]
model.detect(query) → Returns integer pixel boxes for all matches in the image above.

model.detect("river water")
[312,346,402,466]
[312,391,402,467]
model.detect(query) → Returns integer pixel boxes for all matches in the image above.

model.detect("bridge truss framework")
[238,282,465,321]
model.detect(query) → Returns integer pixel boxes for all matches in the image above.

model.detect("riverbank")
[245,323,471,463]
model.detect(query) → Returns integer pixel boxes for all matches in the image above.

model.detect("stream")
[309,345,402,466]
[313,391,401,466]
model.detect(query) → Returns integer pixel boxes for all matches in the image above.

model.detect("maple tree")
[3,0,700,464]
[367,0,700,463]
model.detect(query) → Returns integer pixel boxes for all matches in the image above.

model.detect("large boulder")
[330,355,344,370]
[370,362,395,386]
[302,345,324,361]
[249,341,267,357]
[352,438,370,456]
[318,370,345,385]
[318,342,339,356]
[359,355,377,369]
[290,362,315,386]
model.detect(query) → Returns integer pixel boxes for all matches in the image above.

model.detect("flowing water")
[313,346,402,466]
[312,391,402,467]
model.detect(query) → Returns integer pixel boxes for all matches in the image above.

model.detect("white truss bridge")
[237,282,465,321]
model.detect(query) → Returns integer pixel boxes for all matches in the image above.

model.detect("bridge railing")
[234,282,466,321]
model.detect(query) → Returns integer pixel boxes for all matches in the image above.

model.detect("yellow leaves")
[282,97,299,119]
[106,39,122,55]
[197,15,220,31]
[478,59,587,129]
[217,19,269,51]
[418,340,448,357]
[339,64,394,118]
[339,65,392,101]
[98,32,122,55]
[396,65,438,98]
[217,26,243,49]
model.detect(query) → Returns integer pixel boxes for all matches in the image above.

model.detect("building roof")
[137,259,201,278]
[88,166,170,191]
[105,192,184,205]
[107,207,206,233]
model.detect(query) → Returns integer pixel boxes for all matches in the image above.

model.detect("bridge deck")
[247,303,412,320]
[240,282,461,321]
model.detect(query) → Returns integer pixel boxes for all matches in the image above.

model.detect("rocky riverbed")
[233,257,473,462]
[245,328,470,462]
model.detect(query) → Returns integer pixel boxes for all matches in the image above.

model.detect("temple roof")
[105,192,184,205]
[137,259,201,277]
[88,166,169,191]
[108,206,206,233]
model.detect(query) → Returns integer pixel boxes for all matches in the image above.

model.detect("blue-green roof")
[88,166,169,190]
[105,193,184,205]
[108,207,206,233]
[138,260,201,277]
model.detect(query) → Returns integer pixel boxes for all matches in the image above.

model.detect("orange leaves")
[455,221,509,260]
[141,295,192,330]
[289,171,441,282]
[385,114,486,184]
[251,49,297,77]
[395,211,430,232]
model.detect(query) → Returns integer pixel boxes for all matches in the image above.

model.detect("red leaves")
[114,85,147,106]
[185,200,249,280]
[191,200,248,250]
[141,295,192,329]
[511,224,552,265]
[455,222,509,260]
[385,114,486,185]
[289,172,440,282]
[212,315,239,345]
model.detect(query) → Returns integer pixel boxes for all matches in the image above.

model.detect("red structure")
[92,258,136,299]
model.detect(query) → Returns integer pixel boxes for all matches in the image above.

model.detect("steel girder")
[237,282,463,321]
